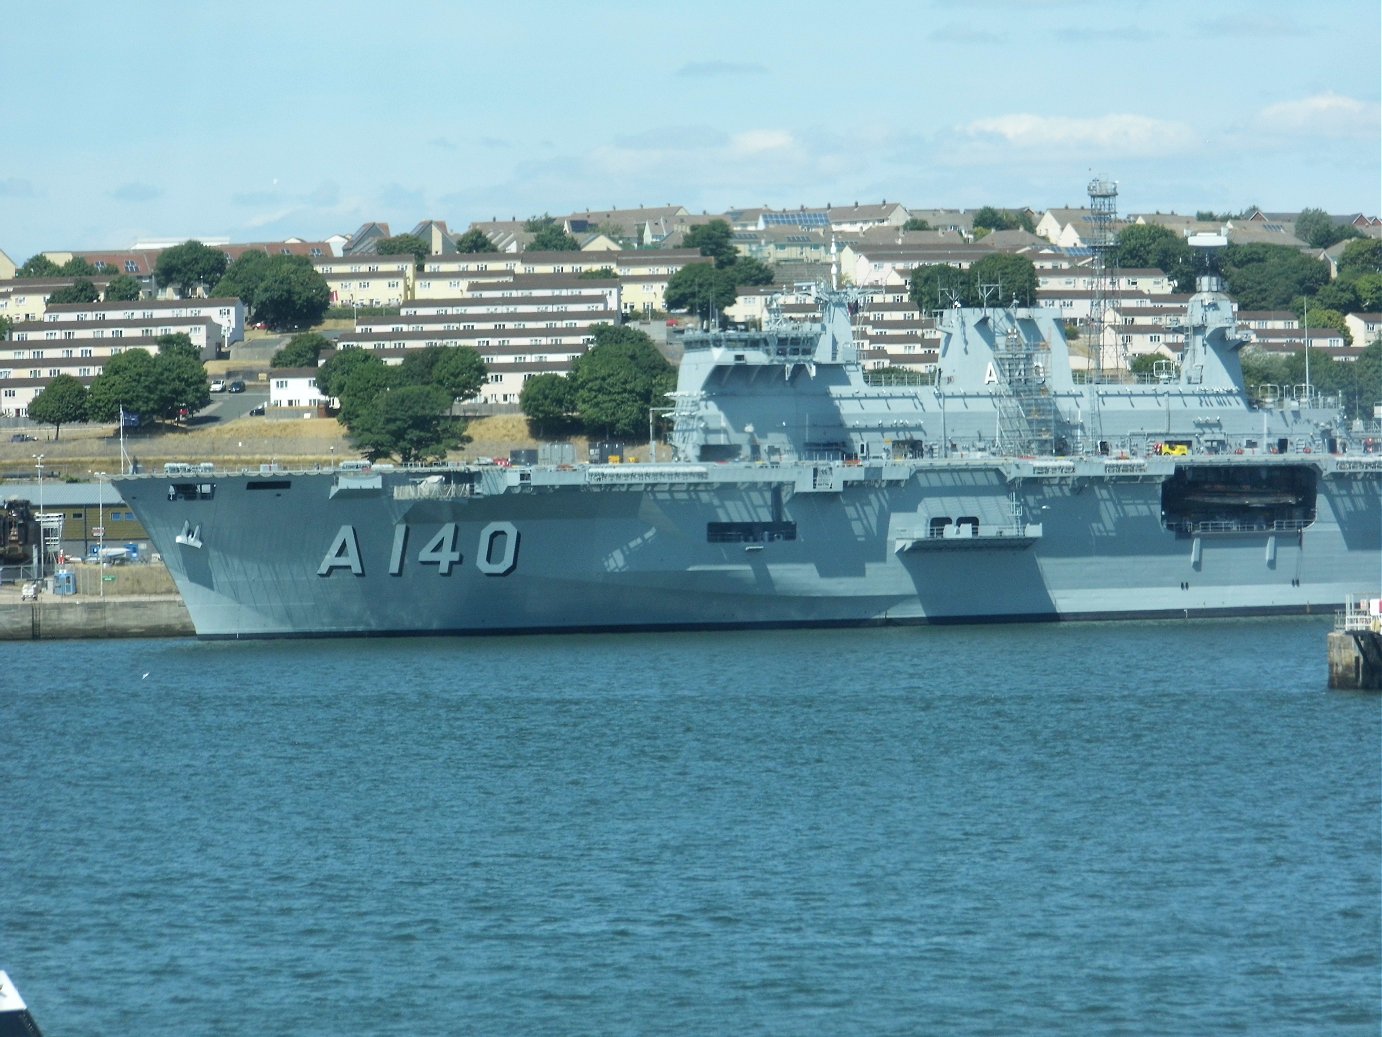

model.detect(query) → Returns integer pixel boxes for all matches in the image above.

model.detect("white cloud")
[729,129,796,156]
[956,113,1196,156]
[1255,92,1379,139]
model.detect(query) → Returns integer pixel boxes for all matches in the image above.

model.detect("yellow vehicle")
[1155,442,1190,456]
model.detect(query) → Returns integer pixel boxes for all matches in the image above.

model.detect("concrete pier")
[0,595,194,640]
[1329,598,1382,690]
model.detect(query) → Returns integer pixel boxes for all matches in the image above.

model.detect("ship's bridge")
[680,326,830,368]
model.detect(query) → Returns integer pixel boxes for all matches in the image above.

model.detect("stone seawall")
[0,596,194,640]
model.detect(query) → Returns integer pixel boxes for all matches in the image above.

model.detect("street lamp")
[94,471,107,599]
[33,454,43,581]
[648,407,675,463]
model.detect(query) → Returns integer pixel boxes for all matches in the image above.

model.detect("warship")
[114,250,1382,639]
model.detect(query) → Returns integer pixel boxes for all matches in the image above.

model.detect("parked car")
[9,433,35,443]
[210,379,226,393]
[228,380,246,393]
[248,403,266,416]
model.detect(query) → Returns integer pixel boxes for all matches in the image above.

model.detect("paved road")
[198,387,268,424]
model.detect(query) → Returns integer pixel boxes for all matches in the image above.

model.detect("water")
[3,619,1378,1036]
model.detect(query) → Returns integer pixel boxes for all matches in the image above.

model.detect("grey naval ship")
[115,260,1382,639]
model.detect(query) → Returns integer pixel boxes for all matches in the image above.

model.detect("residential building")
[313,254,416,308]
[1344,312,1382,346]
[39,297,244,348]
[269,368,327,411]
[0,331,199,415]
[0,278,112,324]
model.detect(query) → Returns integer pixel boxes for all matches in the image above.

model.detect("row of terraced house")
[1,201,1379,417]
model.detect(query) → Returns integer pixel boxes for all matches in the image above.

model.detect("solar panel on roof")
[762,212,829,228]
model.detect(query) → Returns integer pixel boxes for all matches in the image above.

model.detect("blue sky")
[2,0,1377,261]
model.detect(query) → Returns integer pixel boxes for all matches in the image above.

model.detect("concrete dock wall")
[1327,630,1382,690]
[0,597,193,640]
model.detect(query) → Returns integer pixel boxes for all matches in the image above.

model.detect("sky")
[2,0,1378,261]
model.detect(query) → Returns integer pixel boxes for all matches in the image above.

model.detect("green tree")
[47,279,100,305]
[60,257,100,276]
[153,333,211,415]
[86,343,208,423]
[1115,223,1198,291]
[346,383,467,463]
[87,350,159,421]
[430,347,487,402]
[578,266,616,280]
[16,254,60,278]
[375,233,430,269]
[1128,354,1164,379]
[103,273,142,301]
[519,373,579,436]
[213,249,273,310]
[1300,305,1351,345]
[1336,239,1382,279]
[728,256,775,288]
[909,263,971,310]
[156,332,201,361]
[663,261,734,322]
[1293,208,1359,250]
[1222,244,1329,310]
[271,332,331,368]
[1279,348,1346,401]
[0,316,11,340]
[1311,280,1360,314]
[569,324,674,439]
[395,345,486,402]
[684,220,737,267]
[972,206,1035,235]
[26,374,87,441]
[1346,340,1382,420]
[246,254,331,329]
[337,358,401,428]
[902,217,932,232]
[316,347,384,403]
[454,228,499,253]
[1354,273,1382,312]
[155,240,229,297]
[970,253,1038,305]
[527,223,581,251]
[1239,349,1290,402]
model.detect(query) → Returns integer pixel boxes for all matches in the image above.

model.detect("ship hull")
[115,456,1382,639]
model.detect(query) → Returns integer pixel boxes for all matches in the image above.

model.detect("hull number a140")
[318,522,520,577]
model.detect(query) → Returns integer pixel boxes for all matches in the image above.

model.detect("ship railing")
[583,465,712,485]
[1168,518,1312,535]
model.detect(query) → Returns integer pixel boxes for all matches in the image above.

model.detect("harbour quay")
[0,558,192,640]
[0,591,192,640]
[1328,597,1382,690]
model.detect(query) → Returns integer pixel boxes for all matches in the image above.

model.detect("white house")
[268,368,327,411]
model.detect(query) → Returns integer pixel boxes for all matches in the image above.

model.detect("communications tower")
[1083,177,1118,452]
[1085,176,1119,379]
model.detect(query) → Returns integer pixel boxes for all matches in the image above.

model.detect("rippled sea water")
[4,618,1378,1036]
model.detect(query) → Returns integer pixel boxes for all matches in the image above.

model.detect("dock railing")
[1336,595,1382,632]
